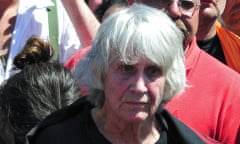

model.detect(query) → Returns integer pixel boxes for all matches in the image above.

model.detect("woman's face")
[103,57,166,123]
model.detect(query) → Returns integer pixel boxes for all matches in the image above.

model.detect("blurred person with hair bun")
[0,36,80,144]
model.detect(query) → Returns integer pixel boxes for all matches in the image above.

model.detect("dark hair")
[13,36,54,69]
[0,36,80,144]
[94,0,128,22]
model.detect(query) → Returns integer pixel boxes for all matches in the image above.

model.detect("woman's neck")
[91,107,160,144]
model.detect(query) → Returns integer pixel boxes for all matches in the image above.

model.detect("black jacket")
[28,97,219,144]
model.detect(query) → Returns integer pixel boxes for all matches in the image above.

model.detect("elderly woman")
[28,4,214,144]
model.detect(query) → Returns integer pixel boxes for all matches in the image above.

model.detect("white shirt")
[0,0,81,84]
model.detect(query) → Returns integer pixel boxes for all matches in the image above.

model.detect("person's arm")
[61,0,100,48]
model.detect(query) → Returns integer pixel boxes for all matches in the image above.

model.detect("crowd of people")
[0,0,240,144]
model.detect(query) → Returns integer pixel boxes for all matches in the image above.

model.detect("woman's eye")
[121,65,134,73]
[147,66,162,77]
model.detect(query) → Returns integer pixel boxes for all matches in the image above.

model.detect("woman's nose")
[130,74,148,93]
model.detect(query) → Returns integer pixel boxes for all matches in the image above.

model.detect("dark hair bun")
[14,36,54,69]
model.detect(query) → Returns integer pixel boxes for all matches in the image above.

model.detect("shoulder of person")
[41,97,91,127]
[27,97,92,143]
[33,97,91,133]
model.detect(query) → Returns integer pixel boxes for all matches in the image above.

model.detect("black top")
[28,97,207,144]
[0,137,6,144]
[197,35,226,64]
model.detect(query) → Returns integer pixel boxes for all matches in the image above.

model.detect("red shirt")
[64,45,91,70]
[165,37,240,144]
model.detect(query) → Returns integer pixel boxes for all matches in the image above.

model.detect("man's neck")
[197,20,217,41]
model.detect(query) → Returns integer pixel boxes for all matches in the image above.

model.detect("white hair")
[74,3,186,107]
